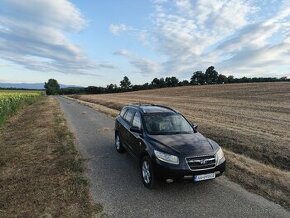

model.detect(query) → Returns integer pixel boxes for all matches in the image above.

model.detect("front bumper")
[153,159,226,180]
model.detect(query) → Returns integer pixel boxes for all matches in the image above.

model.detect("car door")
[121,108,135,150]
[116,107,127,138]
[128,111,143,157]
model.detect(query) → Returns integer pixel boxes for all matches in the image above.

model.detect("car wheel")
[115,133,125,153]
[141,156,157,189]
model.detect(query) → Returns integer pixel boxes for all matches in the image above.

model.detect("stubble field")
[70,83,290,209]
[71,82,290,208]
[73,82,290,169]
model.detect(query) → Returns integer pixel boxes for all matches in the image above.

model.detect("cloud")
[149,0,258,74]
[97,63,117,69]
[114,49,160,75]
[109,24,133,36]
[116,0,290,77]
[214,2,290,75]
[0,0,99,75]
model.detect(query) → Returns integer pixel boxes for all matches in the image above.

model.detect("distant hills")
[0,83,82,90]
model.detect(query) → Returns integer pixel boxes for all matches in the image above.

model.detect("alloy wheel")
[115,135,120,150]
[142,160,151,184]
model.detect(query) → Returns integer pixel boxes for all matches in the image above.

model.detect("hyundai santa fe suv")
[115,104,226,188]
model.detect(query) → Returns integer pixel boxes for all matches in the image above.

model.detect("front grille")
[186,155,216,171]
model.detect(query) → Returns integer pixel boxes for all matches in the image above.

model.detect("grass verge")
[225,150,290,209]
[0,96,102,217]
[68,96,290,210]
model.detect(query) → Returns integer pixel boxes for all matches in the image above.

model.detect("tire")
[115,133,125,153]
[140,156,158,189]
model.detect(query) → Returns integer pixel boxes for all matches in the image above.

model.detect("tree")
[159,78,166,87]
[151,77,166,88]
[179,80,189,86]
[151,78,159,87]
[165,77,179,87]
[171,77,179,87]
[227,75,235,83]
[44,79,60,95]
[165,77,171,86]
[85,86,106,94]
[204,66,218,84]
[107,83,118,93]
[142,83,150,90]
[241,77,250,83]
[120,76,132,90]
[217,74,228,84]
[190,71,205,84]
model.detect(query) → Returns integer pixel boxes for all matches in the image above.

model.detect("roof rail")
[126,103,178,113]
[152,104,178,113]
[128,103,155,106]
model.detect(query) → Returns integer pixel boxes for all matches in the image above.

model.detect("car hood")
[147,132,217,156]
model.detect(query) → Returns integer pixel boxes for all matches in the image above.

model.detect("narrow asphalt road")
[57,96,289,218]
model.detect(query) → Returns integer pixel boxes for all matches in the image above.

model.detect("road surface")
[57,96,289,218]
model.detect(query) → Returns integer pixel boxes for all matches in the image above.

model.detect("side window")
[120,107,127,118]
[132,112,142,129]
[124,109,135,124]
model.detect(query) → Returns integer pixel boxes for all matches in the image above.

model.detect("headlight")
[154,150,179,165]
[215,147,225,165]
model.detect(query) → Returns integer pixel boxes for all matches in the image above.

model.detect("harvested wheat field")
[72,82,290,169]
[71,82,290,208]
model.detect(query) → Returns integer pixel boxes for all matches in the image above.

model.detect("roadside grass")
[68,95,290,210]
[225,150,290,209]
[0,97,102,217]
[63,96,119,118]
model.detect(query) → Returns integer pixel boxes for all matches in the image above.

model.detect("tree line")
[45,66,288,95]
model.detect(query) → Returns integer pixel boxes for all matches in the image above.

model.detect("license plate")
[194,173,215,182]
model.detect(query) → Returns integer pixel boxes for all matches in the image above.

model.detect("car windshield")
[144,113,193,135]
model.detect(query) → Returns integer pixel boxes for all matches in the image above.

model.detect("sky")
[0,0,289,87]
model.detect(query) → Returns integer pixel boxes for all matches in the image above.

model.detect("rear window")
[132,112,142,129]
[124,109,135,123]
[120,107,127,118]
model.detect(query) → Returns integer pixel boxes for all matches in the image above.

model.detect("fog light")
[184,175,192,179]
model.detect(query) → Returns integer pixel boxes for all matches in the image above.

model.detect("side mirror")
[130,126,143,134]
[191,123,198,132]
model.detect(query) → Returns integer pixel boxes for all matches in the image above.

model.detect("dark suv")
[115,104,226,188]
